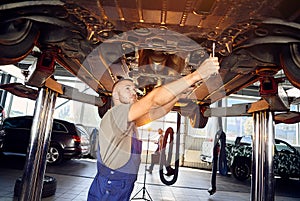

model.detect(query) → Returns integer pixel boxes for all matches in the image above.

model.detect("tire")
[0,20,39,65]
[47,145,63,165]
[14,175,57,198]
[280,44,300,89]
[231,159,251,181]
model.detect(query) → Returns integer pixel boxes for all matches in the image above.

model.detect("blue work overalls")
[87,133,142,201]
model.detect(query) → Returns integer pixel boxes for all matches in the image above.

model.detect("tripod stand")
[131,132,153,201]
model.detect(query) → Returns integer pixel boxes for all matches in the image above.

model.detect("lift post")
[251,110,275,201]
[19,87,58,201]
[247,69,289,201]
[18,52,62,201]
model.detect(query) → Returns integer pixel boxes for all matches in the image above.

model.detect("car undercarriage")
[0,0,300,127]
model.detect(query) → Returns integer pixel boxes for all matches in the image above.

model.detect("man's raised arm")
[129,57,220,123]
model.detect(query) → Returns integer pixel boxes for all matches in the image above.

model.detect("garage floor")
[0,155,299,201]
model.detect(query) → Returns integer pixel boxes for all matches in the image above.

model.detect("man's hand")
[196,57,220,80]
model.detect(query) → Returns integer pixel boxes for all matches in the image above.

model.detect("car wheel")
[0,20,39,65]
[280,44,300,89]
[232,160,251,181]
[14,175,57,198]
[47,145,63,165]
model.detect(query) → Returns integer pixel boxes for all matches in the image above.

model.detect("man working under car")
[87,56,220,201]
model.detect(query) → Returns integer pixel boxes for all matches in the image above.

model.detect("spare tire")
[14,175,57,198]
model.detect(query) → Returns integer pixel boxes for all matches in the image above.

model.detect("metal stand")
[19,88,57,201]
[251,110,275,201]
[131,132,153,201]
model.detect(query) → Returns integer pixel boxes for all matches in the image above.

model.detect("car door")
[2,117,32,154]
[274,139,300,178]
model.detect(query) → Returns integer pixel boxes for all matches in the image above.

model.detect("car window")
[75,125,90,143]
[52,121,68,133]
[275,140,295,154]
[76,126,85,136]
[240,136,252,145]
[3,118,32,129]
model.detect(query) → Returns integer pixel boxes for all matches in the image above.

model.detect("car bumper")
[63,147,82,159]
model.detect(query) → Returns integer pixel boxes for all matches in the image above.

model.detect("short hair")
[112,78,133,93]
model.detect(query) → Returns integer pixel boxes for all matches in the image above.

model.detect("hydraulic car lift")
[247,70,288,201]
[14,51,63,201]
[7,52,299,201]
[12,52,104,200]
[204,68,296,201]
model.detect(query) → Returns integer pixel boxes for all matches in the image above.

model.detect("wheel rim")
[47,147,60,163]
[235,164,250,179]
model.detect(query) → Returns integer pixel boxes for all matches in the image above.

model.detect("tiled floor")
[0,158,299,201]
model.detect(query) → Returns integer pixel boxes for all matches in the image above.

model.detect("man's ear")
[112,89,119,103]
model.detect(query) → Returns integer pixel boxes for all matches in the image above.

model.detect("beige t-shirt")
[99,104,137,169]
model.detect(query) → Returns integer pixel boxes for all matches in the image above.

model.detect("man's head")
[158,128,163,135]
[112,79,137,105]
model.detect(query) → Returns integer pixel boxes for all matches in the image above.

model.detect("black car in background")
[0,116,90,165]
[226,136,300,181]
